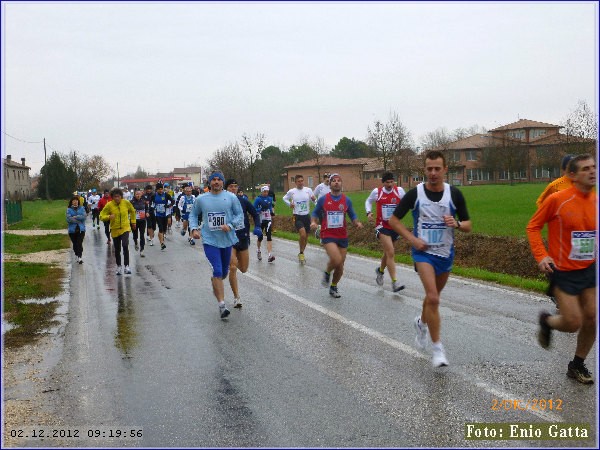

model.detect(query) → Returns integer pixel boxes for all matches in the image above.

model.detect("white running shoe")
[233,298,242,308]
[140,250,145,257]
[124,266,132,275]
[116,266,123,275]
[414,316,429,350]
[375,267,384,286]
[432,343,449,367]
[149,239,154,246]
[257,250,262,261]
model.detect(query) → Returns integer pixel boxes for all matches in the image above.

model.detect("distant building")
[3,155,32,200]
[283,157,377,192]
[438,119,596,185]
[172,166,204,187]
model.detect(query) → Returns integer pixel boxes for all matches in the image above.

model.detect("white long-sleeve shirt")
[282,187,316,216]
[313,182,331,200]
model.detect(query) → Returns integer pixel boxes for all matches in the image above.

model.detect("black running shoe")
[567,361,594,384]
[161,243,166,250]
[537,311,552,349]
[220,306,230,319]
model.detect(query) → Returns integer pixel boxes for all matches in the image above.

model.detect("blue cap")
[209,172,225,182]
[561,154,574,171]
[92,188,97,193]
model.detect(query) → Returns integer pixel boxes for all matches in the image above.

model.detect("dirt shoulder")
[2,229,70,447]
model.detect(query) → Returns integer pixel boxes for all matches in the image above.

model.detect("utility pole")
[44,138,50,201]
[117,162,120,188]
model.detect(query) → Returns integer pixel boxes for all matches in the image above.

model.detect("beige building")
[3,155,32,200]
[172,166,204,187]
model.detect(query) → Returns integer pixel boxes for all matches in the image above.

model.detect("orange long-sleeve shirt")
[535,175,573,207]
[526,186,597,271]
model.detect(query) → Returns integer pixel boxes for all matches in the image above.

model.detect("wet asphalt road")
[38,223,596,447]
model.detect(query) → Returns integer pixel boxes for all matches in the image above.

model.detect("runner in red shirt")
[365,172,406,292]
[310,173,363,298]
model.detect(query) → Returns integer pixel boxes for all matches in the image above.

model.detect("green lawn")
[274,183,547,237]
[7,199,69,230]
[3,233,71,254]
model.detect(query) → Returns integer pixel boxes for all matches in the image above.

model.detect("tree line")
[205,100,597,193]
[37,100,596,199]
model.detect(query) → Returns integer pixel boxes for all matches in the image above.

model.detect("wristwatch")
[456,220,462,229]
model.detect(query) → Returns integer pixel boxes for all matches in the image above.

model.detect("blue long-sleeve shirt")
[189,190,244,248]
[66,206,87,233]
[237,195,260,237]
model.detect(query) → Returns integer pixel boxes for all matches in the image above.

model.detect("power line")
[2,131,43,144]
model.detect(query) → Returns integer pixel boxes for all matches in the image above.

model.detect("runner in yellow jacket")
[100,188,137,275]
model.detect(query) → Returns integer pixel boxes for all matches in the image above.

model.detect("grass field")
[274,183,547,237]
[3,233,71,254]
[7,199,69,230]
[3,261,64,347]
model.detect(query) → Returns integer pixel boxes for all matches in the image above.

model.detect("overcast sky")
[2,1,597,176]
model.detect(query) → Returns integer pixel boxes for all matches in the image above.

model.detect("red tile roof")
[489,119,560,131]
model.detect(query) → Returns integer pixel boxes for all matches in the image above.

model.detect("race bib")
[155,204,166,214]
[382,204,396,221]
[260,210,272,221]
[296,200,308,214]
[208,212,226,231]
[327,211,344,229]
[569,231,596,261]
[135,211,146,220]
[420,222,447,249]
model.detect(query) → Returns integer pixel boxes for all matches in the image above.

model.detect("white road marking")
[244,268,564,423]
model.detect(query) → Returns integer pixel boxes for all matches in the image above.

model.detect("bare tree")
[241,133,266,198]
[452,124,487,140]
[367,111,413,171]
[481,135,528,185]
[562,100,598,140]
[310,136,330,180]
[64,150,113,191]
[206,142,247,184]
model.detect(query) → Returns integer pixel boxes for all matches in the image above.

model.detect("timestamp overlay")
[7,426,143,442]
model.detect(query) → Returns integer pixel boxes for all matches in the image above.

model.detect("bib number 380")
[208,212,226,231]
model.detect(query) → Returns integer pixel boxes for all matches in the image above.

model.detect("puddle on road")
[114,278,138,358]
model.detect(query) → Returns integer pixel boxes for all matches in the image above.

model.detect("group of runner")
[73,151,596,382]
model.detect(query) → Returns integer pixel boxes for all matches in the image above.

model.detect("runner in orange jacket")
[526,154,596,384]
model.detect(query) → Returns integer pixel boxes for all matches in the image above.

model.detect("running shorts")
[203,244,233,279]
[156,216,168,233]
[412,249,454,275]
[321,237,349,248]
[294,214,311,233]
[550,263,596,296]
[376,227,400,241]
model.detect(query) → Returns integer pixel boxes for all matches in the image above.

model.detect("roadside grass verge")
[3,261,65,348]
[7,199,67,230]
[3,233,71,254]
[273,230,546,294]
